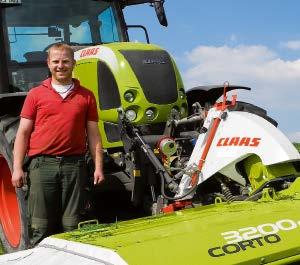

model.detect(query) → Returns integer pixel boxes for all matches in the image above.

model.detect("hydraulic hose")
[133,128,179,193]
[159,170,200,200]
[133,127,201,200]
[119,110,200,201]
[174,114,204,127]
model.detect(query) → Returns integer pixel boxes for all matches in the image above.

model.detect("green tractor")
[1,1,300,265]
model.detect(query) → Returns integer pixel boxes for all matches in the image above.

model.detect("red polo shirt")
[21,78,98,157]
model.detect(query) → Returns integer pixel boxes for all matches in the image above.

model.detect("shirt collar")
[42,78,80,90]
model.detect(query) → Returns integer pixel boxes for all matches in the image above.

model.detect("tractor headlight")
[179,89,185,100]
[125,109,137,121]
[124,91,135,103]
[180,106,186,116]
[145,108,155,120]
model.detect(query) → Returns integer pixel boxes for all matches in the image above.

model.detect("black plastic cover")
[186,85,251,107]
[120,50,177,105]
[97,61,121,110]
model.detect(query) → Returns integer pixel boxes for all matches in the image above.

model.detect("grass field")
[294,143,300,152]
[0,241,4,255]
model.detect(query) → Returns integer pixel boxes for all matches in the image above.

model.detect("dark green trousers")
[27,155,88,246]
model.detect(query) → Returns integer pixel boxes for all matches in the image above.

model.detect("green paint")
[243,155,300,194]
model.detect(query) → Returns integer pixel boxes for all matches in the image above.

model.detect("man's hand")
[87,121,105,186]
[12,168,25,188]
[93,169,105,185]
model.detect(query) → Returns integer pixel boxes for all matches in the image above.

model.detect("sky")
[123,0,300,142]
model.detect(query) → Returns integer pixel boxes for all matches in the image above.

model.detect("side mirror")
[153,0,168,27]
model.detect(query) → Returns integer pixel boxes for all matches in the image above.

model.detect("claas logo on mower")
[217,137,261,147]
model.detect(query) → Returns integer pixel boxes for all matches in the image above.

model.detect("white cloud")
[281,40,300,51]
[181,44,300,137]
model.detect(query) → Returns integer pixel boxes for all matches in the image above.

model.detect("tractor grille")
[120,50,178,105]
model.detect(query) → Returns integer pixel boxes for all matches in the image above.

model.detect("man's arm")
[12,118,33,188]
[87,121,104,185]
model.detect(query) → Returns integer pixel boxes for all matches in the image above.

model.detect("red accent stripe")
[191,117,221,185]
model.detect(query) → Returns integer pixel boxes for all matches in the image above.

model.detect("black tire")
[0,115,29,253]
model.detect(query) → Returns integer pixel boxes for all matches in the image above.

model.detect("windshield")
[3,0,124,91]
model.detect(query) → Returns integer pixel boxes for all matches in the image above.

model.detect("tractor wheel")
[0,115,29,252]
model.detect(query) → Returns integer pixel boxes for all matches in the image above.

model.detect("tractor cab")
[0,0,167,94]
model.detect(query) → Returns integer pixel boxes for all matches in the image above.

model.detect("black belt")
[32,154,85,161]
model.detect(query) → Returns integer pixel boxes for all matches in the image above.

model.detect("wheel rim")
[0,155,21,248]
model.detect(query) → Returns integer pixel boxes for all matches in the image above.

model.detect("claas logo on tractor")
[79,48,100,58]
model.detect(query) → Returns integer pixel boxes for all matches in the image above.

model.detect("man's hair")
[47,43,74,59]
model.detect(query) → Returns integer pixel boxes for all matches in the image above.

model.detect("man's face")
[47,48,75,84]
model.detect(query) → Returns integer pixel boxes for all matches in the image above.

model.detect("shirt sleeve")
[87,92,99,122]
[20,90,37,120]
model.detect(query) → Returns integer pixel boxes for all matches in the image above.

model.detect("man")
[11,43,104,246]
